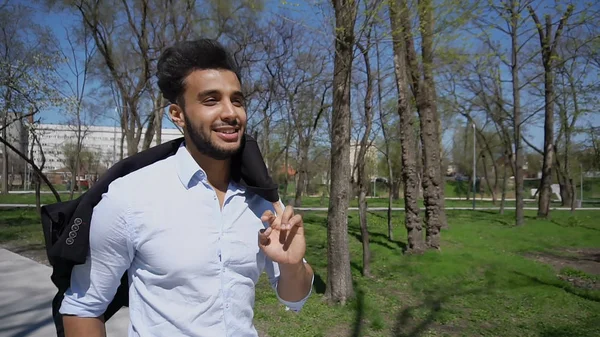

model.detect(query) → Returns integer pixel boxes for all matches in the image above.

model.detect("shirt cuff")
[59,295,106,318]
[275,273,314,313]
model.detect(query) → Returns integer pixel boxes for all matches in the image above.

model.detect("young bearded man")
[59,39,314,337]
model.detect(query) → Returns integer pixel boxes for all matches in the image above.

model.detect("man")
[59,39,314,337]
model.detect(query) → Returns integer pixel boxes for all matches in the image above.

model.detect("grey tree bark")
[389,0,425,254]
[325,0,358,305]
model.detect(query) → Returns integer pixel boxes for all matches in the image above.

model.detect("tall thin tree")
[326,0,358,305]
[527,4,574,218]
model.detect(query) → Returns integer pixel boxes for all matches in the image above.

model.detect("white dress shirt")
[60,144,312,337]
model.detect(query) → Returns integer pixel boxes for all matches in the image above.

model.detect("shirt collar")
[175,143,206,189]
[174,142,245,196]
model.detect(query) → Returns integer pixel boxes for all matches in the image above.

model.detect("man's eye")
[204,98,217,105]
[233,99,245,107]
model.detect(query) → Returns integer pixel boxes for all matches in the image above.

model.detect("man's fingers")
[261,210,276,224]
[273,202,285,217]
[282,214,303,251]
[288,214,303,228]
[258,227,272,246]
[280,206,295,230]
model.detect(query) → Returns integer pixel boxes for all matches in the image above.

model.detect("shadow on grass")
[513,271,600,303]
[313,273,326,294]
[351,289,365,337]
[388,267,556,337]
[0,232,19,242]
[551,219,600,232]
[0,214,38,227]
[347,229,408,253]
[514,271,600,302]
[537,317,600,337]
[390,284,491,337]
[367,211,388,219]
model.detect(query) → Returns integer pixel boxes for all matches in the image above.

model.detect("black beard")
[185,121,241,160]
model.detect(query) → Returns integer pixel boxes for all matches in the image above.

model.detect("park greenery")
[0,208,599,336]
[1,0,599,335]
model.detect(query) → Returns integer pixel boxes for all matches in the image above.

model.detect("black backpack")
[41,134,278,336]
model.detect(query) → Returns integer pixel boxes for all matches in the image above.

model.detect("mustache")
[211,120,239,128]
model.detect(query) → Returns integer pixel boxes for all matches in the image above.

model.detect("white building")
[30,124,183,172]
[349,141,379,181]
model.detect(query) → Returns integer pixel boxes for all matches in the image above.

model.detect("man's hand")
[259,203,306,265]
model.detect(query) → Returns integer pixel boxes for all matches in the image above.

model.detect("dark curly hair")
[156,39,242,107]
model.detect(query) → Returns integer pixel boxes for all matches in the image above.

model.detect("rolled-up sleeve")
[265,258,313,313]
[59,189,135,317]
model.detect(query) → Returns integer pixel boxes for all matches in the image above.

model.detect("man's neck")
[186,143,230,192]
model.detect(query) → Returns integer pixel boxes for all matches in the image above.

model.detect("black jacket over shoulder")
[41,134,278,336]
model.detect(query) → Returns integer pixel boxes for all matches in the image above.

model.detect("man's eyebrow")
[196,90,245,99]
[196,90,220,99]
[231,91,246,99]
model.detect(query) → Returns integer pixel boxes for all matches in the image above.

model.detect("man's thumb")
[258,227,272,246]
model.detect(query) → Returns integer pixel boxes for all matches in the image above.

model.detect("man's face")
[174,69,247,160]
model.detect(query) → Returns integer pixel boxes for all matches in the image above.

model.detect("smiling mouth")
[214,128,238,134]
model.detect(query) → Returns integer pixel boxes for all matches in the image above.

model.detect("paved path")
[0,249,129,337]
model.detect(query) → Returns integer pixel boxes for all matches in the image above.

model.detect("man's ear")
[169,104,185,128]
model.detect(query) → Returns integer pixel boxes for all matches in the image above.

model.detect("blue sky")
[16,0,600,151]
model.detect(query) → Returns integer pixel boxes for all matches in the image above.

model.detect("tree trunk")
[500,161,507,215]
[375,32,394,241]
[142,109,156,150]
[481,153,495,202]
[418,0,447,232]
[392,181,400,200]
[356,39,374,277]
[70,155,79,201]
[491,153,499,205]
[397,0,444,247]
[390,0,425,254]
[559,180,572,208]
[358,186,371,276]
[387,177,393,240]
[325,0,357,305]
[381,110,394,240]
[555,152,572,208]
[2,112,8,195]
[528,5,573,219]
[536,59,555,218]
[119,130,125,160]
[35,174,42,216]
[294,142,309,207]
[569,177,576,213]
[320,169,330,207]
[283,144,290,203]
[466,177,471,201]
[155,96,165,145]
[510,0,525,226]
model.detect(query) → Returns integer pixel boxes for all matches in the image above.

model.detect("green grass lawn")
[253,210,600,337]
[296,196,599,209]
[0,208,46,253]
[1,193,598,209]
[1,208,599,336]
[0,192,82,205]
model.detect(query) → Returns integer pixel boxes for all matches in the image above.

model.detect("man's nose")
[220,99,238,119]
